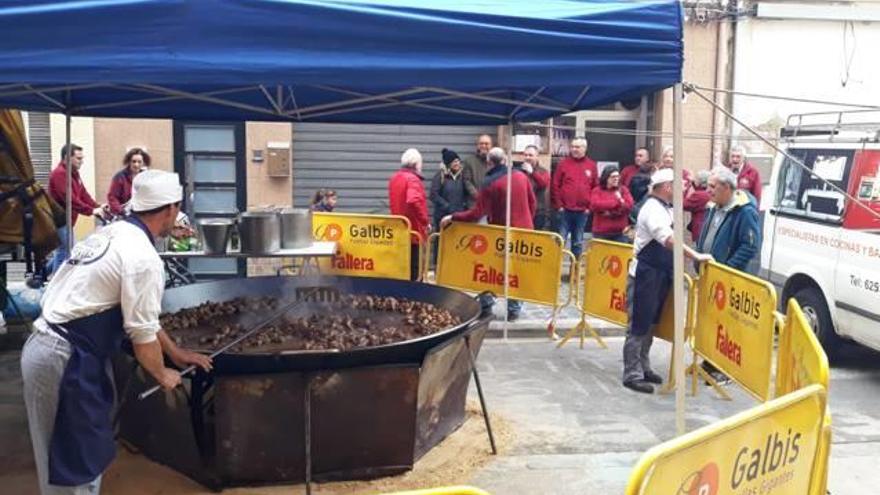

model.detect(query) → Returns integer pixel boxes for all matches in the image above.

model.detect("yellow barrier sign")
[775,299,830,396]
[626,384,826,495]
[312,212,412,280]
[436,222,564,306]
[654,275,694,344]
[582,239,632,326]
[694,261,777,401]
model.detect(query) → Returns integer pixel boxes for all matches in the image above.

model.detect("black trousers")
[410,244,420,281]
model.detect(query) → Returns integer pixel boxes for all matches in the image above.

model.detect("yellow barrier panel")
[626,384,826,495]
[775,299,830,396]
[381,487,491,495]
[774,299,832,495]
[581,239,632,326]
[436,222,564,306]
[693,261,777,401]
[313,212,413,280]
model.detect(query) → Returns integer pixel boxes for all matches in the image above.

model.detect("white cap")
[130,170,183,212]
[650,168,675,187]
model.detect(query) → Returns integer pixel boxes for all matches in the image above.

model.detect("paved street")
[1,330,878,494]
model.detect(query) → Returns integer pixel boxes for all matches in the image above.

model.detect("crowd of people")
[379,134,763,394]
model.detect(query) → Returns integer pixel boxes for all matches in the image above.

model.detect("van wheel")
[793,287,841,359]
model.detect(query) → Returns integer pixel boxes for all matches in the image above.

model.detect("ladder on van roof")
[782,110,880,141]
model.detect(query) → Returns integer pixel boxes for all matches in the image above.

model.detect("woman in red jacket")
[107,147,151,216]
[684,169,712,244]
[589,166,633,243]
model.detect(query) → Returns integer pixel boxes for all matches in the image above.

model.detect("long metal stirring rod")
[138,289,319,400]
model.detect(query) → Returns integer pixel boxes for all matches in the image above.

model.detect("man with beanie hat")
[430,148,471,243]
[22,170,212,494]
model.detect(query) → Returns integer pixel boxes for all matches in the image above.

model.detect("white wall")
[731,15,880,152]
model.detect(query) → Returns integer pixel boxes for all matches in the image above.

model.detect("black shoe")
[643,371,663,385]
[507,311,521,322]
[705,370,732,386]
[623,380,654,394]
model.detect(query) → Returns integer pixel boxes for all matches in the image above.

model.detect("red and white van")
[762,111,880,357]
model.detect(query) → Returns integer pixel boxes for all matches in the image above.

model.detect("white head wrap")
[130,169,183,212]
[650,168,675,187]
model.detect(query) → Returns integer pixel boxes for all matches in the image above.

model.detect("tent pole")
[503,122,514,341]
[65,111,73,253]
[672,83,686,436]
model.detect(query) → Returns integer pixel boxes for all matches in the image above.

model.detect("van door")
[763,149,850,350]
[833,149,880,349]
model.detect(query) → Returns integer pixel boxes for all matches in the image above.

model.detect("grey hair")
[695,169,711,187]
[730,144,747,156]
[400,148,422,168]
[571,137,588,148]
[662,145,674,157]
[487,147,507,166]
[710,166,738,189]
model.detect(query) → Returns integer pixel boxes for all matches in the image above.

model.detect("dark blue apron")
[47,216,154,486]
[630,197,674,336]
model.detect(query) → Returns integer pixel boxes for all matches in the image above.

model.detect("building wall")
[656,19,728,173]
[245,122,293,209]
[732,14,880,153]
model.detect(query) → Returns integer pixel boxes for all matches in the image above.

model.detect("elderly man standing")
[22,170,212,494]
[389,148,430,281]
[623,168,711,394]
[727,145,762,205]
[697,166,762,384]
[461,134,493,197]
[551,138,596,259]
[620,147,654,201]
[441,147,535,321]
[517,144,551,230]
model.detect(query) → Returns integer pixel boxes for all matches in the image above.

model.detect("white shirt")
[629,195,673,277]
[35,220,165,344]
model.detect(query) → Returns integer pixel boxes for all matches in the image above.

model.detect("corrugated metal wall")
[27,112,52,187]
[292,123,495,214]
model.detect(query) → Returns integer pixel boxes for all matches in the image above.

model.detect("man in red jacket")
[46,144,108,275]
[441,147,536,320]
[389,148,429,281]
[727,145,762,206]
[517,145,551,230]
[551,138,596,258]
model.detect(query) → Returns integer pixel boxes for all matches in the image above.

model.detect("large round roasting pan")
[158,275,483,374]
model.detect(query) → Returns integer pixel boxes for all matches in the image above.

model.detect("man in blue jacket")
[697,166,762,384]
[696,166,761,274]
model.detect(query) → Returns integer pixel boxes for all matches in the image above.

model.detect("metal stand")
[304,374,313,495]
[465,334,496,455]
[163,257,197,287]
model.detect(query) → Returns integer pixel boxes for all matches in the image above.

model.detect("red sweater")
[48,161,98,227]
[551,155,597,212]
[453,166,536,229]
[107,168,133,215]
[733,162,762,205]
[388,167,429,244]
[684,187,711,241]
[589,186,633,235]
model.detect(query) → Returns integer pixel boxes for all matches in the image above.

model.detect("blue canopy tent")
[0,0,691,432]
[0,0,681,123]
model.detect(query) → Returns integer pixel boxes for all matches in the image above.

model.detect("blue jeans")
[478,293,522,317]
[46,225,71,276]
[558,210,587,258]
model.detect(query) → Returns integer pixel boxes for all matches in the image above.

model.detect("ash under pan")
[114,275,489,490]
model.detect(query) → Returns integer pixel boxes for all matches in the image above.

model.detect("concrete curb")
[487,318,626,339]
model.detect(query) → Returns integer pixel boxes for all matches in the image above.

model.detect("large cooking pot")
[158,275,482,373]
[115,276,489,489]
[278,208,312,249]
[238,211,280,254]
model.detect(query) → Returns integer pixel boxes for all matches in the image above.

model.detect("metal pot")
[197,218,234,255]
[238,211,280,254]
[278,208,312,249]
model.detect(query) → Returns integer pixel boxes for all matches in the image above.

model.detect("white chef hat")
[650,168,675,187]
[130,170,183,212]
